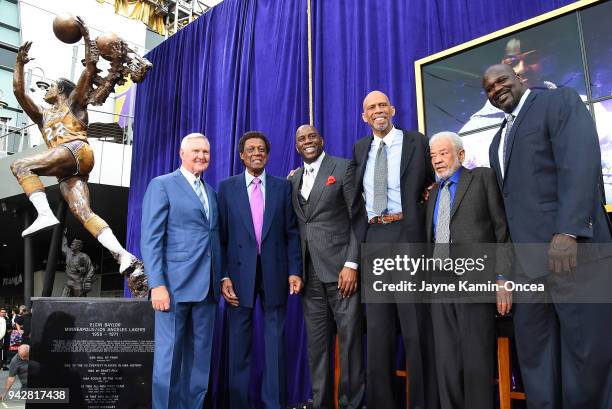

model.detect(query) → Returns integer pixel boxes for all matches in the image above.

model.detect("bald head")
[18,344,29,360]
[295,124,317,137]
[483,63,516,82]
[362,91,389,110]
[482,64,527,114]
[295,124,324,164]
[362,90,396,137]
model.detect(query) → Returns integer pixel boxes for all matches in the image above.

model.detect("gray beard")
[374,123,387,132]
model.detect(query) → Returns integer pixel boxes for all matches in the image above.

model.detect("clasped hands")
[220,265,360,306]
[222,275,304,307]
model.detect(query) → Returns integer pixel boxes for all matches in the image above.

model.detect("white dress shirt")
[363,126,403,220]
[498,89,531,178]
[180,166,210,216]
[301,151,326,199]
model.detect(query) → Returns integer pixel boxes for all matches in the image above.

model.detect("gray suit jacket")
[289,154,360,283]
[426,167,511,276]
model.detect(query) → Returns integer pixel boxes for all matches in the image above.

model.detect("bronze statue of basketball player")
[10,17,149,296]
[61,232,96,298]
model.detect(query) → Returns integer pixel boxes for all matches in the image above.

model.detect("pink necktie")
[250,177,264,253]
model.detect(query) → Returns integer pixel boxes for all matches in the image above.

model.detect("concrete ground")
[0,368,25,409]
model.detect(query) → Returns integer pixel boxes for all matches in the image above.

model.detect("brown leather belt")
[369,212,403,224]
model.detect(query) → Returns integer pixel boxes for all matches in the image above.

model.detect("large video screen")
[418,0,612,205]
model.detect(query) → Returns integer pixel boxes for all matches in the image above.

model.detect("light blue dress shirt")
[180,166,210,216]
[363,127,403,220]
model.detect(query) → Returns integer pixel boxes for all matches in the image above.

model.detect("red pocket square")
[326,176,336,186]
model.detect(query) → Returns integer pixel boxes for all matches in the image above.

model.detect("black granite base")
[27,297,153,409]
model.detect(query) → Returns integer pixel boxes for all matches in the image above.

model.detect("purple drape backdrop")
[127,0,573,406]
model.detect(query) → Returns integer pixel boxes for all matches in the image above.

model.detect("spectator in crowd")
[0,308,9,370]
[0,344,29,401]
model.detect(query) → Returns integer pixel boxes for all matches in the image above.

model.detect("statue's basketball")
[53,13,82,44]
[96,32,122,61]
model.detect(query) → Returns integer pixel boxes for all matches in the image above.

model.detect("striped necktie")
[373,140,388,215]
[433,180,451,259]
[194,179,209,220]
[501,114,515,172]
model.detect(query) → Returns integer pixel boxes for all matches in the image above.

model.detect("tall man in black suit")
[352,90,437,409]
[289,125,364,409]
[483,64,612,409]
[426,131,512,409]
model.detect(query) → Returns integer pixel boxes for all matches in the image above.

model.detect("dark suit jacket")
[289,154,360,283]
[488,88,612,277]
[218,172,302,308]
[141,170,221,302]
[352,128,434,243]
[426,167,511,276]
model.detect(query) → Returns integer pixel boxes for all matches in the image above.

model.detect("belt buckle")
[381,214,390,224]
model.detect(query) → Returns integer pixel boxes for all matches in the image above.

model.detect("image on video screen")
[582,0,612,100]
[422,6,612,204]
[422,13,585,137]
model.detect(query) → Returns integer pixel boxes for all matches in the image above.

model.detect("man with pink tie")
[218,131,303,409]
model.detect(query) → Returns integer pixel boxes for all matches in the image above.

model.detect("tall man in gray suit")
[426,131,512,409]
[289,125,364,409]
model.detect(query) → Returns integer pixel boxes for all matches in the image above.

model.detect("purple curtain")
[127,0,573,406]
[311,0,573,148]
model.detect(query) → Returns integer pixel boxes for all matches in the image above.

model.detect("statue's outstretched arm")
[13,41,43,126]
[73,16,99,109]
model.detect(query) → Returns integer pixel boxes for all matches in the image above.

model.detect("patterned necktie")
[301,165,314,200]
[194,179,209,220]
[373,140,388,215]
[502,114,515,171]
[250,177,264,253]
[434,180,451,259]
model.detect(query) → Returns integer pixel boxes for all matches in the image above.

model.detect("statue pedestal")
[27,297,153,409]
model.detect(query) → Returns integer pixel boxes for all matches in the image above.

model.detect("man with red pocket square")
[288,125,365,409]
